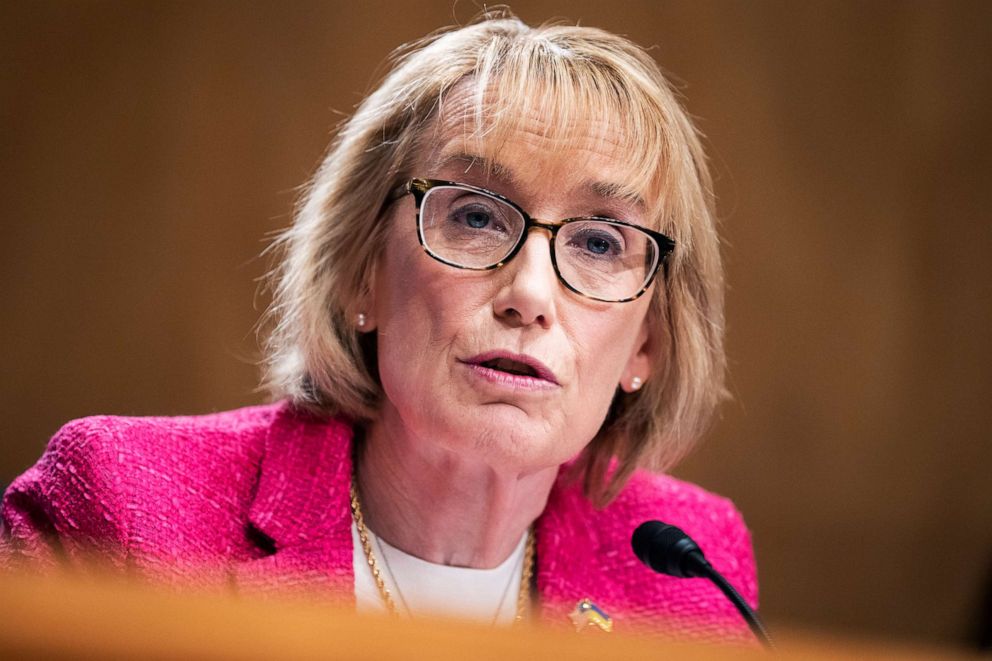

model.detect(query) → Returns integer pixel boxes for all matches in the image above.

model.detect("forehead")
[418,80,654,210]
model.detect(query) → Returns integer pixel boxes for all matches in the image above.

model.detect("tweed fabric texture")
[1,402,757,642]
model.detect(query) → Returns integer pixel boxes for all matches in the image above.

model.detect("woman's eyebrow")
[588,180,646,211]
[436,151,644,210]
[435,152,517,185]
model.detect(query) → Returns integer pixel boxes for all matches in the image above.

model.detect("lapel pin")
[569,598,613,633]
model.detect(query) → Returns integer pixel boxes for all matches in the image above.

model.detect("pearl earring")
[630,376,643,391]
[356,313,367,328]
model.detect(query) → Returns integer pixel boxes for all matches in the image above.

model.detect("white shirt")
[352,521,528,626]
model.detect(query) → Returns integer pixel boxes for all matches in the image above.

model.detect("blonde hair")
[262,11,726,505]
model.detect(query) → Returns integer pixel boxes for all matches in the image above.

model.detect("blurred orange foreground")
[0,571,969,659]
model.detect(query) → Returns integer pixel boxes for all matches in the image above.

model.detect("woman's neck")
[356,415,558,569]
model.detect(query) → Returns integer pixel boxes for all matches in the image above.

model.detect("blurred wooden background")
[2,0,990,651]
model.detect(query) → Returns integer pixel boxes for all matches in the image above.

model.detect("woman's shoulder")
[30,402,286,492]
[50,401,286,448]
[545,468,749,544]
[612,471,754,582]
[615,470,748,538]
[538,468,758,640]
[0,402,319,573]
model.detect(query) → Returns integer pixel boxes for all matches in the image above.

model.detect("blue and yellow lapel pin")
[569,598,613,633]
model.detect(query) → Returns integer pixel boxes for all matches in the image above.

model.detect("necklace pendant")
[569,598,613,633]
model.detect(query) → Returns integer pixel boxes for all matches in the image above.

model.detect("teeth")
[484,358,538,377]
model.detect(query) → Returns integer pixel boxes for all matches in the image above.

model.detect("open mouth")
[462,352,559,385]
[480,357,539,378]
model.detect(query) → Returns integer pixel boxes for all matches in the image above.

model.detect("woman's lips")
[459,351,560,390]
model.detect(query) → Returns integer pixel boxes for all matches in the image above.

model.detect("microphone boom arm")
[696,559,774,648]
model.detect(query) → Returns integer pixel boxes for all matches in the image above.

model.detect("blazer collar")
[233,404,356,600]
[248,402,355,550]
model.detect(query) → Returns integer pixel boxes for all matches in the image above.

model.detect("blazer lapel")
[232,404,355,602]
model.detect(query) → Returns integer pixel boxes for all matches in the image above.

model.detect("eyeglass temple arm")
[386,180,412,203]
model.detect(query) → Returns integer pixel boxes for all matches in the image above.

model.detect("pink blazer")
[1,402,758,642]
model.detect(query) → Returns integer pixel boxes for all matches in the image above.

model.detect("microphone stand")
[696,560,774,648]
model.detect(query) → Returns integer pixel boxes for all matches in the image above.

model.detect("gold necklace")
[349,478,535,625]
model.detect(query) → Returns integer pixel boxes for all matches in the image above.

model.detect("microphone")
[631,521,774,648]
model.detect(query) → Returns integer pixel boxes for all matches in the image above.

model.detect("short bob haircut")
[262,11,726,505]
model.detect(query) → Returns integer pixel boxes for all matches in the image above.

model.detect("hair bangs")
[433,36,673,228]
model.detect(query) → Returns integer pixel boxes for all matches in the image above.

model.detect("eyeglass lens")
[419,185,658,301]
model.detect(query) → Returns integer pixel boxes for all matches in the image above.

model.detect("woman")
[1,13,757,641]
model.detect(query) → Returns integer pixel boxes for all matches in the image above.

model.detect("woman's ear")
[619,316,653,393]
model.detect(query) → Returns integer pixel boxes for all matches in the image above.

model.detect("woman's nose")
[492,230,559,329]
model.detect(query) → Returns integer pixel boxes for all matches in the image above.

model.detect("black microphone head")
[631,520,708,578]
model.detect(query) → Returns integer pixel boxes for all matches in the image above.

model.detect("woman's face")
[368,94,656,474]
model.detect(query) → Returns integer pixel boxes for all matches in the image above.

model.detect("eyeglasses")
[390,178,675,303]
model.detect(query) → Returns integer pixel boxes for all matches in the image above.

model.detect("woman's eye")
[585,236,612,254]
[463,209,491,228]
[568,229,624,258]
[450,201,503,232]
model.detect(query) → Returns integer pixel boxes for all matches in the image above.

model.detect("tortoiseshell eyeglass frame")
[386,178,676,303]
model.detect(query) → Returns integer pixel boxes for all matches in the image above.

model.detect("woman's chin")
[423,411,576,472]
